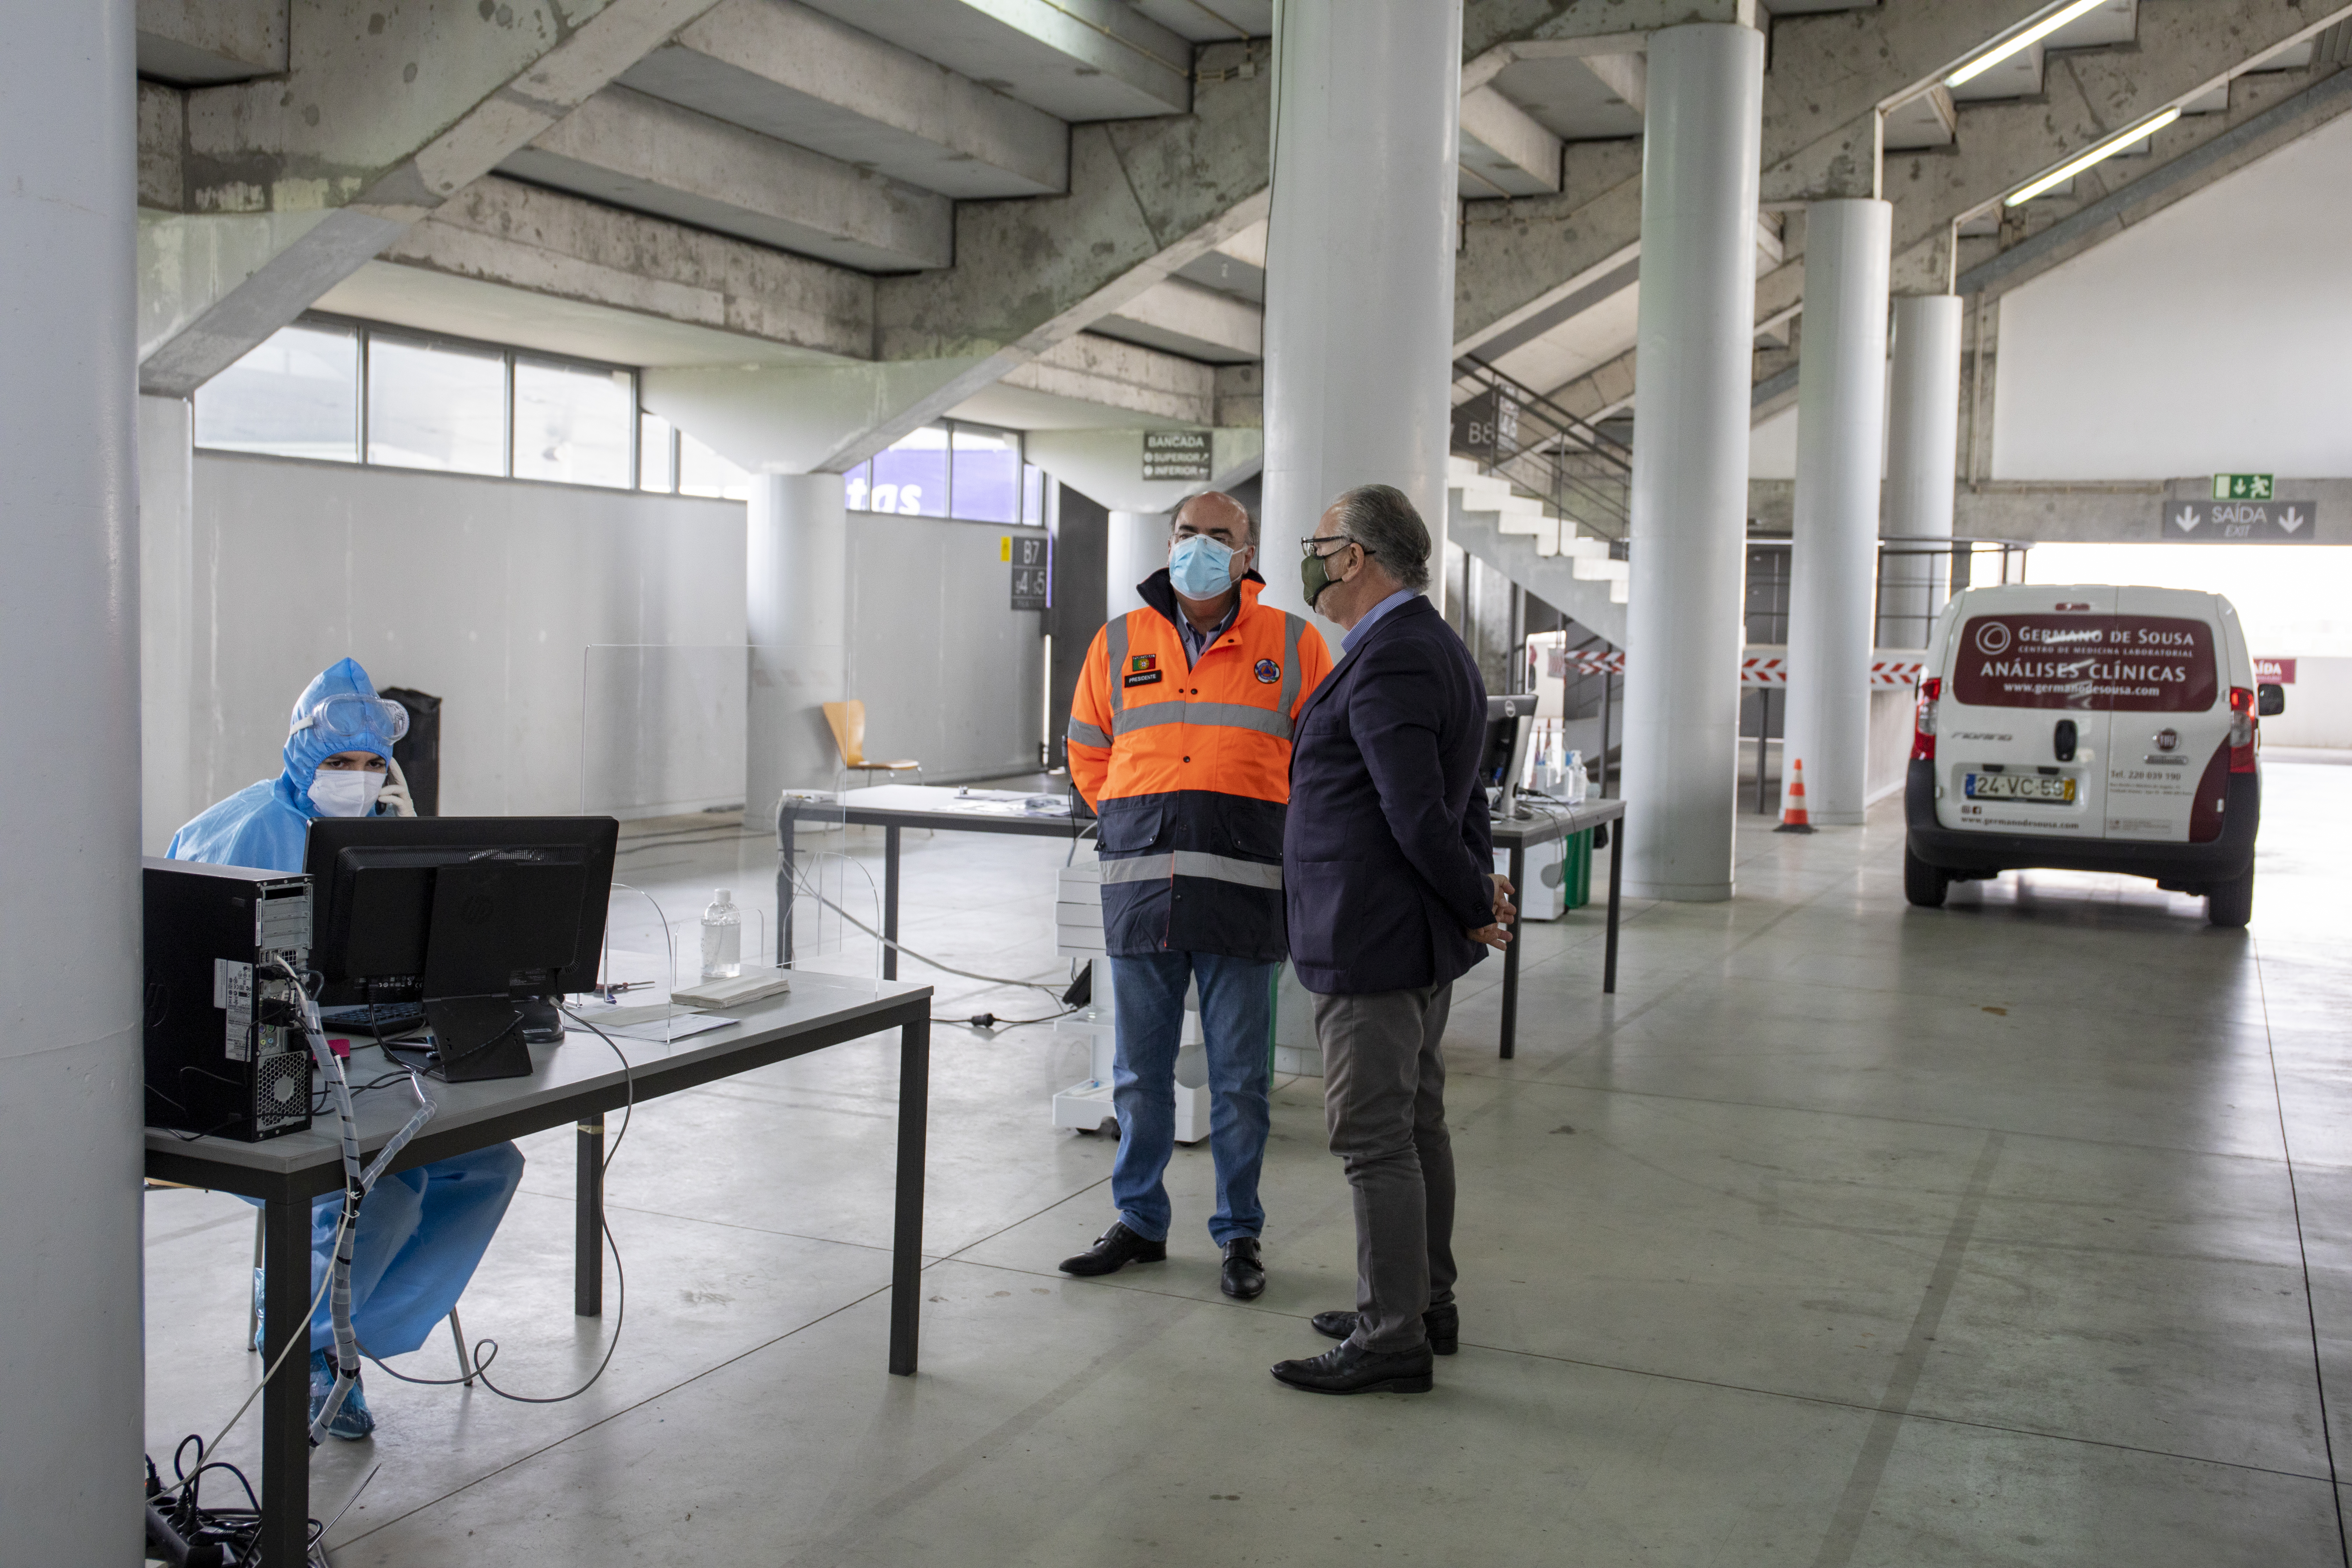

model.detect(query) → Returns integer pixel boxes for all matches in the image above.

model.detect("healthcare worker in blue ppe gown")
[169,658,525,1441]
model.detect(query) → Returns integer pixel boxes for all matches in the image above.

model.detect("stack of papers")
[671,968,794,1010]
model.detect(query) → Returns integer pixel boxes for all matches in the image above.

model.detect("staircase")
[1447,455,1629,647]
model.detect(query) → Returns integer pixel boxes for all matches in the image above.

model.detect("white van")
[1904,583,2284,926]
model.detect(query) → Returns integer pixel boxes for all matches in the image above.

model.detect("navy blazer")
[1283,594,1495,995]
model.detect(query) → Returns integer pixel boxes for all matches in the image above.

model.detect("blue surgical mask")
[1169,534,1240,598]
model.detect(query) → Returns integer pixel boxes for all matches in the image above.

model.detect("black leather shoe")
[1270,1338,1434,1395]
[1220,1237,1265,1300]
[1058,1222,1167,1277]
[1309,1302,1458,1355]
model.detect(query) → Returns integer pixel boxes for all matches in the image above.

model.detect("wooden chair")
[822,700,922,788]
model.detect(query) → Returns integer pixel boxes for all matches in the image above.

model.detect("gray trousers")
[1312,981,1457,1354]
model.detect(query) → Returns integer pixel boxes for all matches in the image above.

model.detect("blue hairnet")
[284,657,400,793]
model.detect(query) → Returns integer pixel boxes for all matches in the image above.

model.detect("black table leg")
[260,1186,312,1567]
[1499,844,1525,1058]
[882,824,902,981]
[1603,813,1624,994]
[890,1013,930,1376]
[576,1117,604,1316]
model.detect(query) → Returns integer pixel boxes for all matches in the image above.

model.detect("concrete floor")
[142,762,2352,1566]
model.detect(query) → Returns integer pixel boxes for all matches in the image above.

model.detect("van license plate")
[1964,773,2076,803]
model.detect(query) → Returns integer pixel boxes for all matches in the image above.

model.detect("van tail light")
[1913,677,1940,762]
[2228,686,2258,773]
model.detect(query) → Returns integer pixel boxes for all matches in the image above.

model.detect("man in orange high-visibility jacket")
[1059,491,1332,1302]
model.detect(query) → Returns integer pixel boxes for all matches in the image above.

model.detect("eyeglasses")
[1300,534,1370,560]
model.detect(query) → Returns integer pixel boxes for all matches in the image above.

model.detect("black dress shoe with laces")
[1220,1237,1265,1300]
[1058,1222,1167,1277]
[1269,1338,1434,1395]
[1309,1302,1458,1355]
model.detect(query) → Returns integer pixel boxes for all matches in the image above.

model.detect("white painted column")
[1106,510,1170,619]
[747,475,848,814]
[141,395,197,854]
[0,1,144,1559]
[1880,294,1964,649]
[1260,0,1463,620]
[1782,198,1892,827]
[1618,23,1765,901]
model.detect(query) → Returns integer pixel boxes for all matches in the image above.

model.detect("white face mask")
[308,768,385,818]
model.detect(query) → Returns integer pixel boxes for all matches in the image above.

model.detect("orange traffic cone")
[1774,757,1816,834]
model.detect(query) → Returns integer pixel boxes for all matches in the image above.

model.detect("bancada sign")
[2160,499,2318,542]
[1142,430,1211,481]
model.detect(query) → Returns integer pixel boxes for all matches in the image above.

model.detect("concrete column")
[1782,198,1892,827]
[141,395,196,854]
[747,475,847,812]
[1880,294,1964,649]
[1260,0,1463,620]
[0,1,144,1560]
[1106,510,1169,619]
[1618,23,1765,901]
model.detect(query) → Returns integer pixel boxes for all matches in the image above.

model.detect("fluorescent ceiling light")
[1945,0,2109,89]
[2004,107,2182,205]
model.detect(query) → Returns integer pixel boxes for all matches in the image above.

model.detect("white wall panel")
[845,512,1047,783]
[186,455,747,822]
[1994,114,2352,481]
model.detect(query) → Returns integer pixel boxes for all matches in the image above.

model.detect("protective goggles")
[291,693,409,744]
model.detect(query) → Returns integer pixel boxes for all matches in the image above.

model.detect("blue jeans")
[1109,952,1276,1246]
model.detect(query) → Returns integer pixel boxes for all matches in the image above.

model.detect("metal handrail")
[1450,357,1634,542]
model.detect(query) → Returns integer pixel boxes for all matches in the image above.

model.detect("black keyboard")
[319,1003,427,1039]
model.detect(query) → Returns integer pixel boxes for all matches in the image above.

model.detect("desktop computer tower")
[143,858,315,1142]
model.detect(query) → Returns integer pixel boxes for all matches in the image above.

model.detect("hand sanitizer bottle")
[700,889,742,981]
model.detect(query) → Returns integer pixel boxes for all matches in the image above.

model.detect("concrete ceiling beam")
[793,0,1192,121]
[1453,0,2052,353]
[374,174,875,360]
[1460,84,1565,197]
[1000,333,1217,426]
[137,0,728,396]
[1093,277,1265,363]
[1882,0,2352,284]
[621,0,1070,200]
[136,0,285,86]
[1949,62,2352,302]
[504,85,952,272]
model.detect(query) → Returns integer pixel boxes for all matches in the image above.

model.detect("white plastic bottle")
[700,889,742,981]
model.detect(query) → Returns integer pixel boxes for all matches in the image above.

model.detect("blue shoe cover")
[309,1349,377,1441]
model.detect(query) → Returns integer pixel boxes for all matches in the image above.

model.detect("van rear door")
[2102,587,2229,844]
[1934,585,2115,840]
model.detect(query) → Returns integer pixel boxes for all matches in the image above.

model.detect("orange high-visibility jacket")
[1068,570,1332,960]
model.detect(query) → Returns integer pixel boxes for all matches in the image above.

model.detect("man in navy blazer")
[1270,483,1514,1396]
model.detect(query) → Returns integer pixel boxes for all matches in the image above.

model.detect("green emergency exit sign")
[2212,473,2275,500]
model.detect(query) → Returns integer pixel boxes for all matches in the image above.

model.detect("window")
[366,334,508,475]
[192,323,360,462]
[512,358,633,488]
[848,421,1030,523]
[950,425,1021,524]
[869,424,950,517]
[678,430,753,500]
[639,413,676,493]
[1021,462,1046,526]
[192,315,647,495]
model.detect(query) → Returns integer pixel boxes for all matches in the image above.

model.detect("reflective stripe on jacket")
[1067,570,1332,960]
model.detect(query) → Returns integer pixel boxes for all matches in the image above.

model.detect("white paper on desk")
[574,1000,694,1029]
[600,1013,732,1044]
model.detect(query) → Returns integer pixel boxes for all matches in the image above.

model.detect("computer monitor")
[1481,695,1534,818]
[304,816,619,1081]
